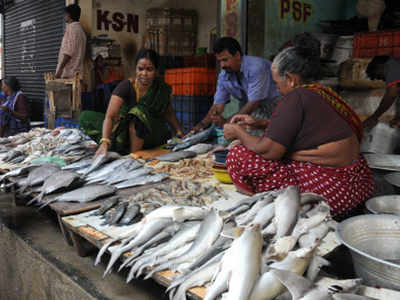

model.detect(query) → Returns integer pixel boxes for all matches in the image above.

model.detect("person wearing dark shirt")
[0,77,30,137]
[80,49,183,156]
[363,56,400,129]
[223,34,373,217]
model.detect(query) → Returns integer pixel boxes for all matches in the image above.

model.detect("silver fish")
[3,150,23,162]
[237,198,273,225]
[153,150,197,162]
[39,184,116,209]
[0,164,39,183]
[173,124,216,151]
[251,202,275,228]
[118,204,141,225]
[91,196,120,216]
[104,201,128,225]
[83,151,121,176]
[185,143,214,155]
[274,186,300,238]
[103,217,175,276]
[86,158,139,182]
[115,173,169,189]
[306,256,331,282]
[105,166,152,185]
[27,170,81,205]
[221,191,274,213]
[62,158,93,171]
[19,164,61,193]
[144,209,224,279]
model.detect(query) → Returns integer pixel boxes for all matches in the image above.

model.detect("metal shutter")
[4,0,65,121]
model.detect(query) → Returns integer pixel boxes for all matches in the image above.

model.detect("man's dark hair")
[135,49,159,70]
[4,76,20,92]
[213,37,243,56]
[65,4,81,22]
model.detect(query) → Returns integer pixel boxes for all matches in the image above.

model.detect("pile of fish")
[0,128,93,165]
[94,186,375,300]
[1,152,170,208]
[154,158,214,180]
[172,124,216,152]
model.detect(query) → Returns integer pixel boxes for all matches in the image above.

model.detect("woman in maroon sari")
[224,35,373,217]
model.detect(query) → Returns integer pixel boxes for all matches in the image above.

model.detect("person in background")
[363,56,400,129]
[224,34,373,218]
[55,4,87,79]
[0,80,7,103]
[0,77,30,137]
[80,49,183,156]
[188,37,280,135]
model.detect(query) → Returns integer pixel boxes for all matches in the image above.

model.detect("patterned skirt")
[226,145,374,216]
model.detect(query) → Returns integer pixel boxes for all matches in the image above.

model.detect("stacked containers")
[145,8,197,56]
[165,62,217,133]
[353,30,400,59]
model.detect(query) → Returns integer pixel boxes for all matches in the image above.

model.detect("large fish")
[236,197,273,225]
[185,143,214,155]
[91,196,120,216]
[62,158,93,171]
[105,166,153,185]
[19,164,61,193]
[103,201,128,225]
[274,186,300,238]
[0,164,40,183]
[115,173,169,189]
[270,269,377,300]
[83,151,121,176]
[153,150,197,162]
[143,209,223,279]
[224,224,262,300]
[118,203,141,225]
[103,217,175,276]
[27,170,81,205]
[86,158,142,184]
[39,184,116,209]
[173,124,216,152]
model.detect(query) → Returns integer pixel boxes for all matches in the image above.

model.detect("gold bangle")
[99,138,111,146]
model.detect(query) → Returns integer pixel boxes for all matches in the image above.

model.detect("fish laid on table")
[62,158,93,171]
[185,143,214,155]
[115,172,169,189]
[144,209,223,279]
[0,164,40,183]
[38,184,116,209]
[118,203,141,225]
[27,170,82,205]
[270,269,377,300]
[83,151,121,176]
[91,196,120,216]
[173,124,216,152]
[3,150,24,162]
[103,201,128,225]
[153,150,197,162]
[87,158,143,184]
[19,163,61,193]
[105,167,153,185]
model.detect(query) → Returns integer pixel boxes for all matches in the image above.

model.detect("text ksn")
[280,0,312,23]
[97,10,139,33]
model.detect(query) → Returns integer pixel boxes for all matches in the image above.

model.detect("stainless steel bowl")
[366,195,400,216]
[337,215,400,290]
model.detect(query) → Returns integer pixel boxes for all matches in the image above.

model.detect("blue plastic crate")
[171,95,213,133]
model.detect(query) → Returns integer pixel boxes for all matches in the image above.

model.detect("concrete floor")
[0,192,167,300]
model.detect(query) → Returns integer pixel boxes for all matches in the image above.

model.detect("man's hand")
[363,116,378,131]
[210,113,226,127]
[230,114,257,128]
[55,70,62,79]
[224,123,241,141]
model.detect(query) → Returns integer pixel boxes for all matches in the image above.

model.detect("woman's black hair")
[366,55,390,80]
[213,37,243,56]
[3,76,20,92]
[272,33,321,82]
[135,49,159,69]
[65,4,81,22]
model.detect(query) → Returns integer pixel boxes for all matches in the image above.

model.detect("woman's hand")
[230,114,259,129]
[95,142,109,158]
[224,123,242,141]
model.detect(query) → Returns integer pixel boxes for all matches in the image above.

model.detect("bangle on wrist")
[99,137,111,146]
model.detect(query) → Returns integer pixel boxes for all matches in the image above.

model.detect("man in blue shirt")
[189,37,280,134]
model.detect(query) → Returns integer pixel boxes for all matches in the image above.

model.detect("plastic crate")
[354,30,400,58]
[184,54,216,68]
[172,95,213,133]
[165,68,216,96]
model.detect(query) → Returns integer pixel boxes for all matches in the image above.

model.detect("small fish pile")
[93,186,373,300]
[91,196,142,226]
[154,158,214,179]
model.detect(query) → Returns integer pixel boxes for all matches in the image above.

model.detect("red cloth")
[226,145,374,216]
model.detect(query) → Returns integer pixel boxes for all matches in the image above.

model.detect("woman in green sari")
[80,49,183,156]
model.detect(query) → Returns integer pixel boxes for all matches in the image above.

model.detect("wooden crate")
[44,73,82,129]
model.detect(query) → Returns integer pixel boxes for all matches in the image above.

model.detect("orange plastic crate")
[354,30,400,58]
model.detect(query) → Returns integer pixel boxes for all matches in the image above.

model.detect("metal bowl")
[337,215,400,290]
[366,195,400,216]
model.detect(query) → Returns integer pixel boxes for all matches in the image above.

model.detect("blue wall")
[264,0,357,59]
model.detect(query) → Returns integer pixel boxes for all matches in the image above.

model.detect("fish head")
[270,269,315,300]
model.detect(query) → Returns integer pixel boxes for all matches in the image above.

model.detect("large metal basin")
[366,195,400,216]
[337,215,400,290]
[361,121,400,154]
